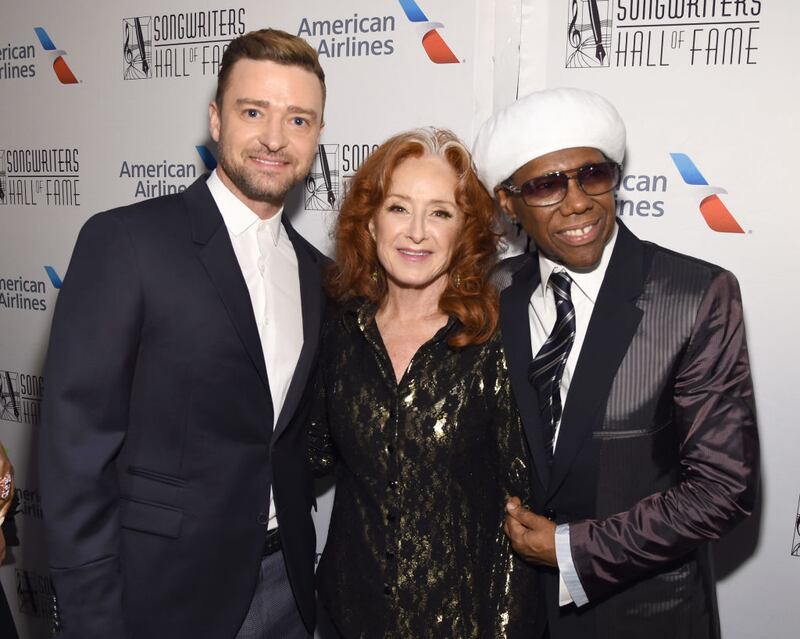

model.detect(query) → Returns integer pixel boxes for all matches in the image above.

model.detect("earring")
[371,270,378,282]
[453,273,462,289]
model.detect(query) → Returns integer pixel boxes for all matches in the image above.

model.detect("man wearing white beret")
[473,87,759,639]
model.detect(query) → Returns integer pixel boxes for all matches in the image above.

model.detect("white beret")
[472,87,626,195]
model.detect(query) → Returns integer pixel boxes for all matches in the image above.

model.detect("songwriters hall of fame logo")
[792,495,800,558]
[0,371,21,423]
[0,149,7,205]
[304,143,378,211]
[0,370,44,425]
[566,0,612,68]
[305,145,341,211]
[123,17,152,79]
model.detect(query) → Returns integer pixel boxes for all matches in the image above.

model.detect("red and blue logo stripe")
[670,153,744,234]
[34,27,79,84]
[397,0,459,64]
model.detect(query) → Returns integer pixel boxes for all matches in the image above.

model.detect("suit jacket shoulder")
[491,252,537,294]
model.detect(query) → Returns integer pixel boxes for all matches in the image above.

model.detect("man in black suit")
[40,29,327,638]
[472,88,759,639]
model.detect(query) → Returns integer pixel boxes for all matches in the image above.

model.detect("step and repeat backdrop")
[0,0,796,636]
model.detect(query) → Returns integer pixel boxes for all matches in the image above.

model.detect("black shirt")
[309,301,537,638]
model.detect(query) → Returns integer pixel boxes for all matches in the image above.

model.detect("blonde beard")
[217,144,313,206]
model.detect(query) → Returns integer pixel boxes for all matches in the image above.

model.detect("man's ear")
[209,101,221,143]
[496,188,518,221]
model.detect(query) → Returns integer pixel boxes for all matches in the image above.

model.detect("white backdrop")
[0,1,795,637]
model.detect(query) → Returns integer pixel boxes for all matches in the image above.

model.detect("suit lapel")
[547,222,646,500]
[271,218,324,445]
[184,178,270,390]
[500,255,551,491]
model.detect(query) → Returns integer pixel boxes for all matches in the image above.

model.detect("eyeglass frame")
[500,161,623,208]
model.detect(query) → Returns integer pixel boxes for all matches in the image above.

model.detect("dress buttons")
[388,480,398,490]
[386,512,396,523]
[385,550,395,560]
[386,443,395,454]
[383,584,393,595]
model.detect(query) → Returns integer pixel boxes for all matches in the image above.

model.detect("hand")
[504,496,558,567]
[0,443,14,520]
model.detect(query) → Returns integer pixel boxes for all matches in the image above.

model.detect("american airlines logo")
[397,0,459,64]
[33,27,78,84]
[670,153,744,234]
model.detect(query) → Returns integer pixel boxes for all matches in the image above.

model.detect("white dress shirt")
[206,170,303,531]
[528,224,618,607]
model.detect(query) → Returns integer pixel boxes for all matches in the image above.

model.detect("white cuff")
[555,523,589,607]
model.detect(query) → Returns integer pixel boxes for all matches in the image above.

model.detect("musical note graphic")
[0,371,20,421]
[565,0,612,68]
[305,145,340,211]
[123,17,152,80]
[124,22,133,63]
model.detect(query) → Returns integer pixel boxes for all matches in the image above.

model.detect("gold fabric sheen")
[309,302,537,638]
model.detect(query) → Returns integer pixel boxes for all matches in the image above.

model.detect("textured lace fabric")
[309,301,538,639]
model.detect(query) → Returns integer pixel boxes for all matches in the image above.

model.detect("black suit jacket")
[39,176,326,638]
[496,220,759,639]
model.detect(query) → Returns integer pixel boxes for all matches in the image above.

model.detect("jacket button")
[257,511,269,525]
[543,508,556,521]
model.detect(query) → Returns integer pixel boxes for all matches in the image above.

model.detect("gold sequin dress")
[309,302,538,638]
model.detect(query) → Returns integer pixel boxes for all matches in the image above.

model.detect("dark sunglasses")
[501,161,622,207]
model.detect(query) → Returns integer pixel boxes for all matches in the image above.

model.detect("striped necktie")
[528,271,576,457]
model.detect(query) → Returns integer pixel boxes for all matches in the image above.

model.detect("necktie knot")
[549,271,573,303]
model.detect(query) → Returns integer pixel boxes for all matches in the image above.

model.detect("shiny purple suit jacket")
[495,220,759,639]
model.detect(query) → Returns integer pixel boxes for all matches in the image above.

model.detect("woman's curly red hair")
[326,128,500,348]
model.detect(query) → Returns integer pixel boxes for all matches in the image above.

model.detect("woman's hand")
[0,443,14,520]
[0,443,12,565]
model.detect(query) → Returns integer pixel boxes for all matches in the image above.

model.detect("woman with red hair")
[309,128,536,638]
